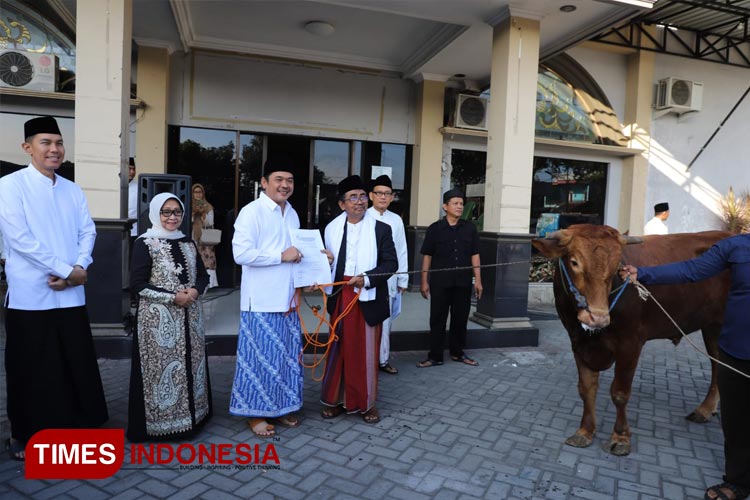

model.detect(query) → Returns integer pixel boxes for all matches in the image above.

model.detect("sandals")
[247,418,275,438]
[451,354,479,366]
[705,483,750,500]
[321,405,345,420]
[363,407,380,424]
[416,359,443,368]
[379,362,398,375]
[268,413,300,428]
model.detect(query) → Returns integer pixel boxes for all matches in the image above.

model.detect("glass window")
[238,133,263,209]
[529,156,608,234]
[450,149,486,229]
[1,0,77,91]
[168,126,237,284]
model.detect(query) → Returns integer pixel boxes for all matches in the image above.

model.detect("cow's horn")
[622,235,643,245]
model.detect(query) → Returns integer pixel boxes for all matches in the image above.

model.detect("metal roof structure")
[591,0,750,68]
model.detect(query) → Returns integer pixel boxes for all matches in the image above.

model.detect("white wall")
[567,46,628,121]
[648,55,750,232]
[169,51,416,144]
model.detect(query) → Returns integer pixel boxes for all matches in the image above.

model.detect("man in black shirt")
[417,189,483,367]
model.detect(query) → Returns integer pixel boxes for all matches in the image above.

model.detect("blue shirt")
[638,234,750,359]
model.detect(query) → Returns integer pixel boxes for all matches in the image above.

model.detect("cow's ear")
[531,237,568,258]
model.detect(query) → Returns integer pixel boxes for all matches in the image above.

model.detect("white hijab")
[138,192,187,240]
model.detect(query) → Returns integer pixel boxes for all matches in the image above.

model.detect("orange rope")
[292,281,362,382]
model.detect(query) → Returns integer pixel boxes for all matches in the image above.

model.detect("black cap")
[370,174,392,191]
[263,156,296,177]
[24,116,61,140]
[654,202,669,214]
[338,175,365,198]
[443,188,465,204]
[129,157,136,167]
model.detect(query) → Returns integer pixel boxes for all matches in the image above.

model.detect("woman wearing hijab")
[191,183,219,288]
[128,192,212,441]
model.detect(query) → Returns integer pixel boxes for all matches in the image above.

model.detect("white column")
[134,45,170,174]
[484,9,541,234]
[74,0,132,218]
[409,77,446,226]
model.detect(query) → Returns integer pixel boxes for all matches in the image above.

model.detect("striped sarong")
[229,311,303,417]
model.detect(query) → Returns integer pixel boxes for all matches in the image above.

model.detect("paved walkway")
[0,315,724,499]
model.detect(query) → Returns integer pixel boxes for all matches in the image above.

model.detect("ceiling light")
[304,21,335,37]
[560,5,577,12]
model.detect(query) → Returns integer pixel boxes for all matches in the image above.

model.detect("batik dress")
[128,235,212,441]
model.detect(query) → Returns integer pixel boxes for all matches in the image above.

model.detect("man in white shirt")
[229,157,332,437]
[644,202,670,235]
[128,157,138,238]
[367,175,408,375]
[0,116,108,460]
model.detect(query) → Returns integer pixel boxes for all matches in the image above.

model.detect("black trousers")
[718,348,750,489]
[428,285,472,362]
[5,306,109,443]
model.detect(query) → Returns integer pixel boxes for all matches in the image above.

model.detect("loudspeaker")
[137,174,192,236]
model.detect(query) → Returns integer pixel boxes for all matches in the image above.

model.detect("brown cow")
[532,225,730,455]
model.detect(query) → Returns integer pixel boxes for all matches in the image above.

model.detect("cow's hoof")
[685,410,711,423]
[607,440,631,456]
[565,433,593,448]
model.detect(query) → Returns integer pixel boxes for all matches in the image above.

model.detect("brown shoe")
[379,362,398,375]
[363,407,380,424]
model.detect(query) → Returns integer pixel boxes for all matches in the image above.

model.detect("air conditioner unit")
[0,50,58,92]
[455,94,488,130]
[656,77,702,112]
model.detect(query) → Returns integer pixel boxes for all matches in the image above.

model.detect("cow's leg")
[686,326,721,423]
[566,354,599,448]
[607,344,642,456]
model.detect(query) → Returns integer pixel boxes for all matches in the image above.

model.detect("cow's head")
[531,225,642,330]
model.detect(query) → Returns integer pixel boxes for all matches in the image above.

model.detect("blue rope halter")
[558,258,629,312]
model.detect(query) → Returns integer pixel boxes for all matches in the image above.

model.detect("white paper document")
[290,229,331,288]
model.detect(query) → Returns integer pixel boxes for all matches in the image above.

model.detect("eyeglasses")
[160,209,184,218]
[345,194,369,203]
[372,191,393,198]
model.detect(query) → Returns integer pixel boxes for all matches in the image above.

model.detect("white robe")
[0,165,96,310]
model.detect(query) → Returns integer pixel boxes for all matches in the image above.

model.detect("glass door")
[311,139,351,230]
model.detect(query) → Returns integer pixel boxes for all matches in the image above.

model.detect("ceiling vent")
[0,50,58,92]
[454,94,488,130]
[656,77,702,112]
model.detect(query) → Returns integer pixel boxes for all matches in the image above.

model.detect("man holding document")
[229,157,332,437]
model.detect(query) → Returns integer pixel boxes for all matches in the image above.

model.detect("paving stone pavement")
[0,317,725,499]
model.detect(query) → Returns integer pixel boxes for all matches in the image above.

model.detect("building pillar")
[470,8,540,344]
[75,0,132,218]
[134,45,170,174]
[619,49,654,234]
[483,9,540,234]
[409,77,446,226]
[75,0,132,328]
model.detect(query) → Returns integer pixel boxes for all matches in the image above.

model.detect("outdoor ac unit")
[0,50,58,92]
[656,77,703,112]
[455,94,488,130]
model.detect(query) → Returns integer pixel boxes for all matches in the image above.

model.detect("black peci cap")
[338,175,365,198]
[370,174,392,191]
[443,188,465,204]
[654,202,669,214]
[24,116,61,140]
